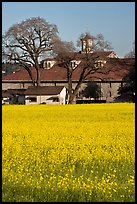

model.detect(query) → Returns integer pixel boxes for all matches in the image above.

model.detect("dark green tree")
[83,81,101,100]
[116,63,135,102]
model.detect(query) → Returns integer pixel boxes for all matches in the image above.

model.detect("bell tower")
[81,32,93,53]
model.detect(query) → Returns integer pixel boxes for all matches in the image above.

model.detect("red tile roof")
[89,58,133,81]
[2,57,134,82]
[24,86,65,95]
[56,51,113,61]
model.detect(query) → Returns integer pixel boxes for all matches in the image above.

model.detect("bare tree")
[53,32,114,104]
[77,33,113,52]
[124,41,135,58]
[2,17,59,86]
[53,39,100,104]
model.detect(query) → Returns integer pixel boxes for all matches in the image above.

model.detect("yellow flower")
[2,103,135,202]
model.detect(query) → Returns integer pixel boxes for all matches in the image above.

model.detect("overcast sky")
[2,2,135,58]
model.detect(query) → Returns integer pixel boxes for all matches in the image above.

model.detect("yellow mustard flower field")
[2,103,135,202]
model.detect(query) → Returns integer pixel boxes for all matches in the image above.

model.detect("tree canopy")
[115,63,135,102]
[2,17,59,86]
[124,41,135,58]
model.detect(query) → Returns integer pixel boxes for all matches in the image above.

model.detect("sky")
[2,2,135,58]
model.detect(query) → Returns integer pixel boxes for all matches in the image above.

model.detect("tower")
[81,32,93,53]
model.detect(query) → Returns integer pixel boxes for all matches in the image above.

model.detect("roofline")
[2,79,127,83]
[25,93,60,96]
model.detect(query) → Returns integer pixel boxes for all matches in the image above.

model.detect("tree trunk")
[22,64,36,86]
[67,67,74,104]
[68,82,82,104]
[67,65,88,104]
[36,68,41,86]
[68,94,76,104]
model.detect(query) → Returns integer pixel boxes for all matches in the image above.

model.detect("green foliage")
[116,64,135,102]
[83,81,101,99]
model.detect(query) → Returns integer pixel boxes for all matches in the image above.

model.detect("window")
[109,91,111,97]
[53,97,59,102]
[98,62,102,67]
[70,61,76,68]
[44,61,51,68]
[95,62,101,67]
[94,61,103,68]
[47,62,51,68]
[29,97,37,102]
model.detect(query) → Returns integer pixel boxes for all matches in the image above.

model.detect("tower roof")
[82,33,92,41]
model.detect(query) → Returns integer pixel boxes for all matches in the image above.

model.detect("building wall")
[2,80,121,103]
[101,82,121,102]
[78,81,122,102]
[25,88,66,105]
[2,82,33,90]
[59,87,67,104]
[2,82,21,90]
[25,95,56,105]
[41,82,57,86]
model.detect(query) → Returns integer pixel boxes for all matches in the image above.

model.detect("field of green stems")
[2,103,135,202]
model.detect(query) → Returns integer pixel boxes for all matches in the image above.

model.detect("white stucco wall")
[25,87,66,105]
[2,97,10,104]
[25,95,56,105]
[59,87,66,104]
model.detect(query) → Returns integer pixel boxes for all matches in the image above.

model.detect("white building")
[24,86,66,105]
